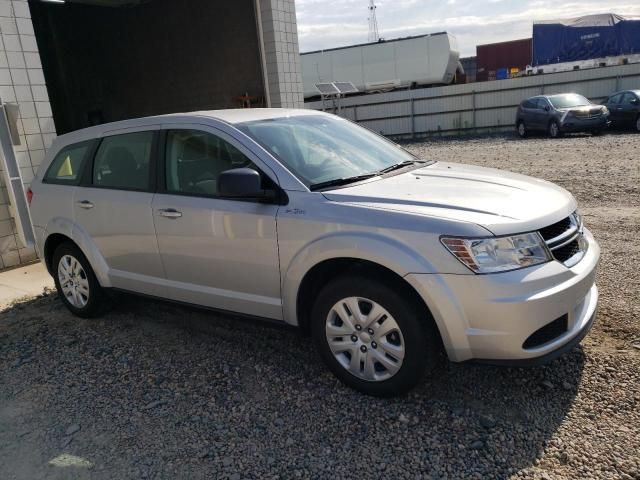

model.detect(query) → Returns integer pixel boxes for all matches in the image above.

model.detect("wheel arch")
[42,220,111,287]
[298,259,447,362]
[294,257,441,339]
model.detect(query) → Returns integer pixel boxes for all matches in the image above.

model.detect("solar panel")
[315,82,340,95]
[333,82,359,94]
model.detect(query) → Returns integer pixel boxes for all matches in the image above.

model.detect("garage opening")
[29,0,267,135]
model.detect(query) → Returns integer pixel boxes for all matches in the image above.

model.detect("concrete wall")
[0,0,52,270]
[306,62,640,138]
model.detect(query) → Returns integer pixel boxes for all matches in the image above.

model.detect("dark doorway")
[29,0,266,134]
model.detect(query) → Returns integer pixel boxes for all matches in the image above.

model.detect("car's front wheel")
[635,114,640,133]
[53,242,109,318]
[548,120,562,138]
[516,121,527,138]
[311,275,440,397]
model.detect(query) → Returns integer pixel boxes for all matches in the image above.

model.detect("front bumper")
[560,116,609,132]
[406,228,600,363]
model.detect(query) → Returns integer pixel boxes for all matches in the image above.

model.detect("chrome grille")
[539,212,587,267]
[572,108,602,119]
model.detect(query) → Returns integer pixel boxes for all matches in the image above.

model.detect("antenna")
[367,0,379,42]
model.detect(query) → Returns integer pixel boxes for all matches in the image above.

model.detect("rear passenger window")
[93,131,153,191]
[44,141,92,184]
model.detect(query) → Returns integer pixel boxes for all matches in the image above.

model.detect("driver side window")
[608,93,622,105]
[621,93,638,106]
[536,98,549,110]
[165,129,256,196]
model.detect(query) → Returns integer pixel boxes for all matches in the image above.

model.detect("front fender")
[281,231,437,326]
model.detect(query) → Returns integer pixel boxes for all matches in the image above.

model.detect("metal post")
[0,102,34,250]
[410,96,415,139]
[471,90,476,132]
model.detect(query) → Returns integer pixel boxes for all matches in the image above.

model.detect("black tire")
[52,241,109,318]
[548,120,562,138]
[516,120,527,138]
[635,114,640,133]
[311,275,440,397]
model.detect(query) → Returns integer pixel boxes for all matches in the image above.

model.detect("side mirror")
[544,105,550,112]
[631,98,639,105]
[217,168,273,200]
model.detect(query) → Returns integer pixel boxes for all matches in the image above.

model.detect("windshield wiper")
[309,173,378,191]
[377,159,427,175]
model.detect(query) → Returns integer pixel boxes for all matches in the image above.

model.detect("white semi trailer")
[301,32,461,99]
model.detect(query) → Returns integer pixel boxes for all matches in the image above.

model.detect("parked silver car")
[29,109,599,396]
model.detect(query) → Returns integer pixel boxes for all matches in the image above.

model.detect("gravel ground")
[1,132,639,479]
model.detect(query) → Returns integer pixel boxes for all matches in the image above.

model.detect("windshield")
[548,94,591,109]
[237,115,420,187]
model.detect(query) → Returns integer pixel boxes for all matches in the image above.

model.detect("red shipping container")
[476,38,532,81]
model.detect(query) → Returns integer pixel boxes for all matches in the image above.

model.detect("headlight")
[602,106,609,115]
[441,233,551,274]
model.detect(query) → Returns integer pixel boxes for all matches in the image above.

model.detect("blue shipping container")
[496,68,509,80]
[533,13,640,66]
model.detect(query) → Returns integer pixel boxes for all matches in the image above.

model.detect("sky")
[295,0,640,57]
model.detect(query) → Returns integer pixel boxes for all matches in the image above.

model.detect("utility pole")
[368,0,379,42]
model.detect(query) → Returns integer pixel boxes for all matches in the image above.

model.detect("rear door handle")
[77,200,94,209]
[158,208,182,219]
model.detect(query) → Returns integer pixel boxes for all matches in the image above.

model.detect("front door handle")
[158,208,182,219]
[77,200,94,209]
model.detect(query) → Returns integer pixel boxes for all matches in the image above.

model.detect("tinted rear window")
[44,141,93,185]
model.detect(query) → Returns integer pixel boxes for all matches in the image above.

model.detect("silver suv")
[29,109,599,396]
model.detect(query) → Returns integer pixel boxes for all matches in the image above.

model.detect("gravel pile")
[1,132,639,479]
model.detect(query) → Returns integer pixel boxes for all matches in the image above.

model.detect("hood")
[322,162,577,235]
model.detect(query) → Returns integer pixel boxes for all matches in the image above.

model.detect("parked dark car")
[603,90,640,132]
[515,93,610,138]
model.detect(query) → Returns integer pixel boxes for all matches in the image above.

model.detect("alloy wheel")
[58,254,90,308]
[518,122,526,137]
[549,122,559,138]
[325,297,405,382]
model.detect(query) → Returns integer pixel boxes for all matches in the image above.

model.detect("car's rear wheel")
[311,275,440,397]
[53,242,109,318]
[516,121,527,138]
[548,120,561,138]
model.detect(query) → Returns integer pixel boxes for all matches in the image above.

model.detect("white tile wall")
[0,0,303,270]
[0,0,54,269]
[259,0,303,108]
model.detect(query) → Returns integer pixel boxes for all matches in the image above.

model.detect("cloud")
[295,0,640,56]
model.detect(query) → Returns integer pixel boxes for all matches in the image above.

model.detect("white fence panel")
[306,63,640,138]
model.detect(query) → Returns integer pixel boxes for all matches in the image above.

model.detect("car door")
[73,126,167,297]
[152,124,283,320]
[619,92,639,128]
[606,93,623,126]
[520,99,539,130]
[534,98,552,129]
